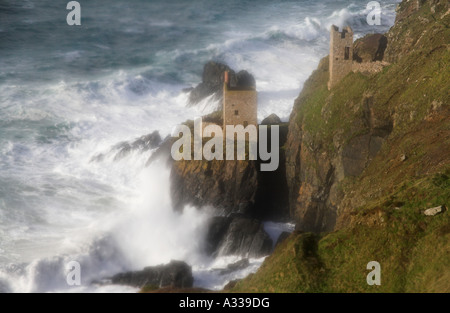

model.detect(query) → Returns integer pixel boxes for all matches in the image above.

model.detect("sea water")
[0,0,399,292]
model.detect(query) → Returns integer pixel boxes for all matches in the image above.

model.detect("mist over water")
[0,0,399,292]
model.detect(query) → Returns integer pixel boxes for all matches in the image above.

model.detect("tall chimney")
[224,71,229,86]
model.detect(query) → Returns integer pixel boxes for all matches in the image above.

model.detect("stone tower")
[223,71,258,131]
[328,25,354,90]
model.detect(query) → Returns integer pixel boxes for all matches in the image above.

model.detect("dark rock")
[113,131,162,161]
[188,62,234,106]
[203,61,235,86]
[188,62,256,106]
[353,34,388,63]
[170,124,289,220]
[205,216,273,258]
[170,160,259,214]
[285,58,394,233]
[110,260,193,289]
[261,113,282,125]
[205,216,233,255]
[217,217,273,258]
[235,71,256,89]
[254,124,290,220]
[131,131,162,150]
[146,136,175,166]
[226,258,250,272]
[219,259,250,275]
[342,134,372,177]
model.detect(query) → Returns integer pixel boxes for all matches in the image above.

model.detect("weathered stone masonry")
[222,71,258,132]
[328,25,354,90]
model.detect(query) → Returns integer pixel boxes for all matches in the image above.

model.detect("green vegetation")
[232,1,449,293]
[140,285,160,293]
[232,174,449,292]
[295,1,449,152]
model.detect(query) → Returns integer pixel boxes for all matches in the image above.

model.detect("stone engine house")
[222,71,258,131]
[328,25,354,90]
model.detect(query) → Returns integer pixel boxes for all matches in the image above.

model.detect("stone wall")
[352,61,389,74]
[328,25,353,90]
[223,85,257,131]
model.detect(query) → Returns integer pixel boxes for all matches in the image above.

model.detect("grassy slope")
[232,1,450,293]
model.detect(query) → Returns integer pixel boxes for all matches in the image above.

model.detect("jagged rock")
[91,131,162,163]
[385,0,448,63]
[205,216,233,255]
[170,123,290,219]
[235,70,256,89]
[114,131,162,161]
[188,62,234,106]
[205,216,273,258]
[146,136,175,166]
[286,56,394,233]
[353,34,388,63]
[217,216,273,257]
[110,260,193,289]
[131,131,162,150]
[219,259,250,275]
[171,160,259,214]
[187,62,256,106]
[261,113,282,125]
[424,206,445,216]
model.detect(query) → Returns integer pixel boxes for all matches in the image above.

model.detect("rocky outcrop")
[230,0,450,293]
[113,131,162,161]
[218,259,250,275]
[285,58,342,233]
[91,131,162,163]
[261,113,282,125]
[285,57,394,232]
[285,0,448,233]
[384,0,449,63]
[205,215,273,258]
[353,34,387,63]
[170,124,289,219]
[188,62,232,106]
[110,260,193,289]
[286,74,394,232]
[171,159,259,214]
[188,61,256,106]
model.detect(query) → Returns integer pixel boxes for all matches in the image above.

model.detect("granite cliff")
[232,0,449,292]
[286,0,449,233]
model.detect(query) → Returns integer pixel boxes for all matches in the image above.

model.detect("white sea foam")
[0,0,400,293]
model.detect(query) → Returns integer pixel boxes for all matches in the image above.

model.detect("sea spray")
[0,0,400,292]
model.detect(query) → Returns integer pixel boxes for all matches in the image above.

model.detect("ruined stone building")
[222,71,258,131]
[328,25,354,90]
[328,25,389,89]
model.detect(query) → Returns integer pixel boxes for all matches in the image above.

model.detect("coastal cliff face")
[232,0,449,292]
[286,0,449,233]
[171,159,258,214]
[170,124,289,219]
